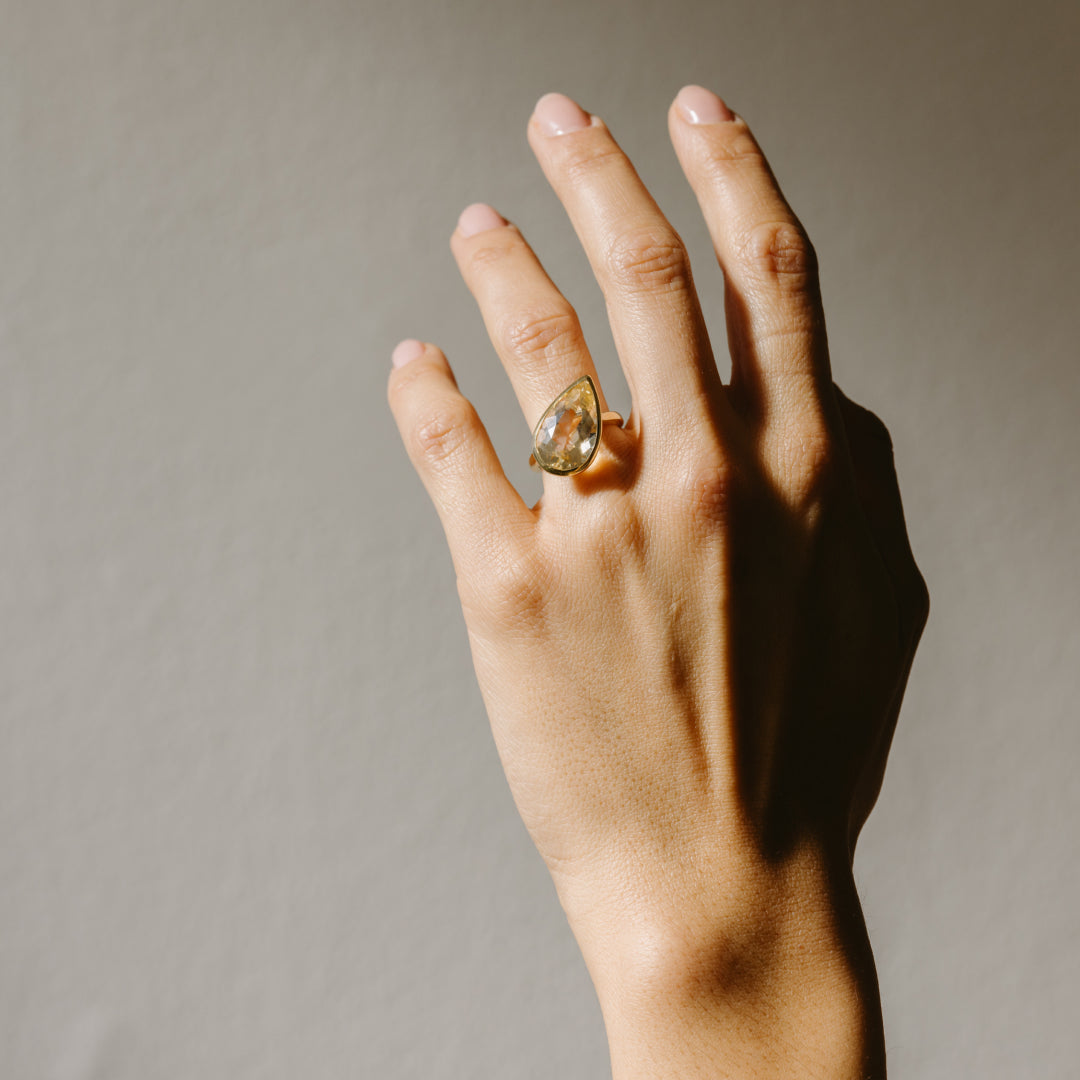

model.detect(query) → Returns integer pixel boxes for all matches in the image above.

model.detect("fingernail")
[533,92,591,136]
[457,202,507,238]
[392,339,425,368]
[676,85,735,124]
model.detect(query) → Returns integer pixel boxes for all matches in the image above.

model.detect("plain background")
[2,0,1078,1076]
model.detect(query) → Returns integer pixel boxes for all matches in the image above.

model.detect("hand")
[388,87,928,1079]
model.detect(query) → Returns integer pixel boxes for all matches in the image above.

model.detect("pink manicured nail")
[392,339,425,368]
[457,203,507,238]
[676,85,735,124]
[533,92,591,136]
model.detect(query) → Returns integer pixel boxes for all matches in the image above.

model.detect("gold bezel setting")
[529,375,623,476]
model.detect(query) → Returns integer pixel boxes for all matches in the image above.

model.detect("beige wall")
[2,0,1077,1075]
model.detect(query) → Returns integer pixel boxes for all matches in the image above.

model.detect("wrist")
[571,838,885,1079]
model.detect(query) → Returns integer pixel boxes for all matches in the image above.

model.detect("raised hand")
[388,86,927,1079]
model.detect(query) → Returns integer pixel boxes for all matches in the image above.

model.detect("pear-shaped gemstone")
[532,376,601,475]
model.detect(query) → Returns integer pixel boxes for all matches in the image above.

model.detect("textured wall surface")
[2,1,1078,1076]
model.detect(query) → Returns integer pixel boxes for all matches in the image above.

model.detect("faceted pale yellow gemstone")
[533,376,600,475]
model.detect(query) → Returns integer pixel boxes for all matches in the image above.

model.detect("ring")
[528,375,624,475]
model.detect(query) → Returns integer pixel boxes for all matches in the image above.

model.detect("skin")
[387,86,928,1079]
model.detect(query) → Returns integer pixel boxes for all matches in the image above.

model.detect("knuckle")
[605,224,692,294]
[686,458,737,533]
[910,568,931,630]
[838,394,898,463]
[387,357,435,399]
[558,142,627,188]
[412,400,479,468]
[479,553,548,627]
[465,232,519,274]
[700,125,765,178]
[797,411,834,467]
[737,220,818,288]
[498,306,582,364]
[581,498,647,581]
[781,416,837,512]
[596,497,645,552]
[861,407,895,453]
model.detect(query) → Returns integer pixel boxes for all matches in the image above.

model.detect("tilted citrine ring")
[528,375,624,476]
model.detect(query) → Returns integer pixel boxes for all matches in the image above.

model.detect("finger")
[387,339,534,581]
[668,86,832,426]
[834,386,930,640]
[450,202,607,429]
[526,92,727,444]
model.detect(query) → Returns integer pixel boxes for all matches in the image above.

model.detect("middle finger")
[527,92,727,443]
